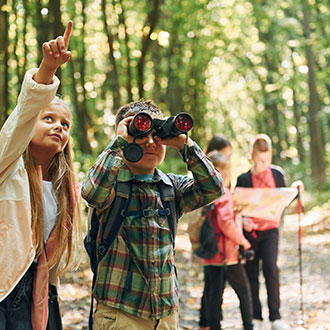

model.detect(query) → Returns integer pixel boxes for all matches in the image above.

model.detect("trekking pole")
[297,188,305,328]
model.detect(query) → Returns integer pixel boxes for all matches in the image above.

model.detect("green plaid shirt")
[81,136,224,320]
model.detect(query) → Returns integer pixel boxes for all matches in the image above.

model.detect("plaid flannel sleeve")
[81,136,128,210]
[169,142,225,216]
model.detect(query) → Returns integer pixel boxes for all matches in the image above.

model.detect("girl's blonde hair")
[23,98,81,271]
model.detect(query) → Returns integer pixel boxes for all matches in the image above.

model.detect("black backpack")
[193,203,222,260]
[83,178,178,329]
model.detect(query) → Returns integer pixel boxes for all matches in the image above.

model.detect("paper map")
[233,187,298,221]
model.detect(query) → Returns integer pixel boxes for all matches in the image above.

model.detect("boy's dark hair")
[252,134,272,153]
[115,99,163,130]
[206,135,231,154]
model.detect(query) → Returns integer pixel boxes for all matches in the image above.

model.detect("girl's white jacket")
[0,69,59,302]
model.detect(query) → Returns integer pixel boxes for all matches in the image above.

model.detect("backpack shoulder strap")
[98,181,132,257]
[87,181,132,330]
[205,203,221,236]
[157,177,177,245]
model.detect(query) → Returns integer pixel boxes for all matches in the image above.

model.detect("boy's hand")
[154,134,194,151]
[33,21,73,84]
[116,116,135,144]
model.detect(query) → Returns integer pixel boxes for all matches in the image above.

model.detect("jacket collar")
[117,162,172,187]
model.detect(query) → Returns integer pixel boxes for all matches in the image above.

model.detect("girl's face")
[31,103,72,157]
[215,163,231,187]
[220,145,232,159]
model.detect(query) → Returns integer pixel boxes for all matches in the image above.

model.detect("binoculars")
[238,246,255,263]
[123,112,193,162]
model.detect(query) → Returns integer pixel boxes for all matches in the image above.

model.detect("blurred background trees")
[0,0,329,193]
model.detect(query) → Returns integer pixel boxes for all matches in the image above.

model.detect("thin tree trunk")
[34,0,47,64]
[0,0,9,125]
[12,0,23,92]
[118,0,132,102]
[102,0,121,110]
[69,60,92,154]
[137,0,162,99]
[49,0,63,86]
[315,4,330,100]
[263,50,282,158]
[250,1,284,158]
[67,1,92,154]
[22,0,29,85]
[290,47,305,162]
[152,41,161,104]
[165,41,173,113]
[302,5,326,189]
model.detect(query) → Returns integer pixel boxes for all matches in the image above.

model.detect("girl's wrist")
[33,60,58,84]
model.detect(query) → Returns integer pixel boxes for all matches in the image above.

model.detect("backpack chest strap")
[124,208,171,218]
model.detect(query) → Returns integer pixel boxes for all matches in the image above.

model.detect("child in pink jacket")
[199,151,253,330]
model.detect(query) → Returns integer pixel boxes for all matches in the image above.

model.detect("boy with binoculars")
[81,99,224,329]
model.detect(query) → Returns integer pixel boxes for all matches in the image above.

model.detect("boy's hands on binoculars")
[117,116,136,144]
[117,116,194,152]
[153,134,194,151]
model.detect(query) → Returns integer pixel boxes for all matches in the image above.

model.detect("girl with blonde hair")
[0,21,80,330]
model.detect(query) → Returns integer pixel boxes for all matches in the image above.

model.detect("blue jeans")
[0,263,36,330]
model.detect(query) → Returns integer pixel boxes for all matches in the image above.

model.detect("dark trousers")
[0,263,36,330]
[244,228,281,321]
[200,264,253,330]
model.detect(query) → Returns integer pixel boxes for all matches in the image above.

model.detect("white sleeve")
[0,68,60,184]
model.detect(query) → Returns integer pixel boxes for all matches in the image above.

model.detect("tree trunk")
[67,0,92,154]
[0,0,9,125]
[12,0,23,93]
[165,28,184,116]
[102,0,121,110]
[118,0,133,102]
[152,41,161,105]
[49,0,63,88]
[250,1,285,158]
[137,0,162,99]
[69,59,92,154]
[302,5,326,189]
[290,47,305,162]
[22,0,29,85]
[34,0,48,64]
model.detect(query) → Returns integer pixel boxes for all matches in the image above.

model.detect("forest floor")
[60,202,330,330]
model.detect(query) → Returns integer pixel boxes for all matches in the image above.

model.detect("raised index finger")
[63,20,73,48]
